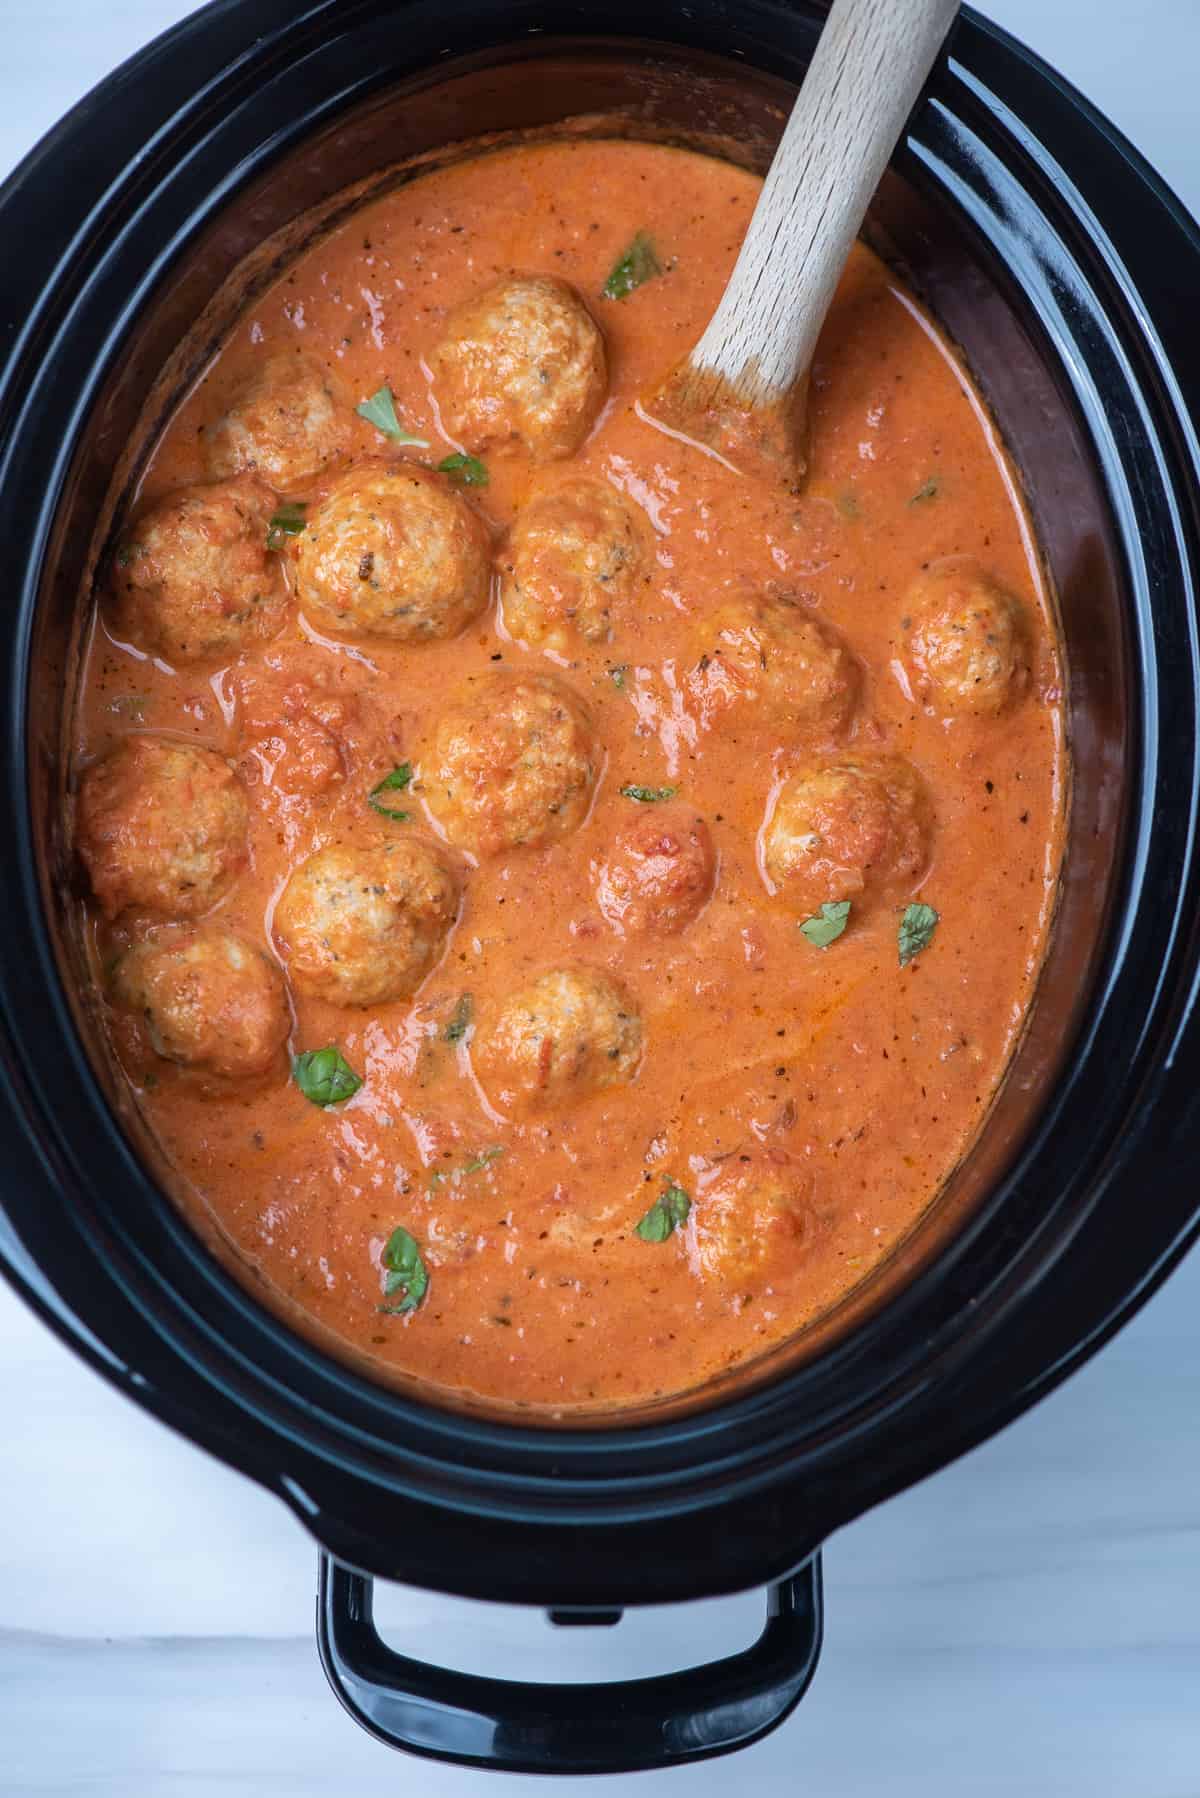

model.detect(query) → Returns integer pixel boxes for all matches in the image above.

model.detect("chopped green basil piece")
[368,763,413,820]
[799,900,851,949]
[908,477,940,505]
[293,1046,362,1107]
[602,231,663,301]
[379,1225,428,1315]
[898,902,939,966]
[437,452,488,488]
[462,1146,504,1176]
[266,501,307,549]
[356,385,428,445]
[620,783,678,803]
[444,994,473,1044]
[429,1145,505,1187]
[635,1177,691,1243]
[609,665,628,690]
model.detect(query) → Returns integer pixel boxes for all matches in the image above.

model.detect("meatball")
[204,352,352,491]
[420,674,597,858]
[431,275,607,460]
[108,476,288,664]
[687,1156,815,1291]
[903,562,1028,716]
[273,839,459,1007]
[762,756,931,916]
[111,927,290,1080]
[78,738,248,920]
[292,460,490,642]
[594,804,716,936]
[687,594,858,736]
[473,967,641,1112]
[500,479,646,653]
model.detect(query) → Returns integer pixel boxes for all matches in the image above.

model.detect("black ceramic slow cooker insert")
[1,0,1198,1776]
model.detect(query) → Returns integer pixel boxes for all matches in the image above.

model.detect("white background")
[2,3,1200,1793]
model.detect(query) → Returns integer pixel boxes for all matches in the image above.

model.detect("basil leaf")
[356,385,428,445]
[368,763,412,820]
[609,665,628,690]
[379,1225,429,1315]
[445,994,473,1043]
[429,1145,504,1187]
[437,452,488,488]
[293,1046,362,1107]
[635,1178,691,1242]
[909,477,940,505]
[603,232,663,301]
[620,783,678,803]
[799,900,851,949]
[462,1146,504,1176]
[898,902,939,966]
[266,501,307,549]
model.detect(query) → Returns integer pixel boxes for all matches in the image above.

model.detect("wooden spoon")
[646,0,961,484]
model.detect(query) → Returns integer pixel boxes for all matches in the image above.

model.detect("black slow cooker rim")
[1,0,1198,1600]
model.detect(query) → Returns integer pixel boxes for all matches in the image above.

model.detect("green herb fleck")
[266,501,307,549]
[908,477,940,505]
[436,452,488,488]
[356,385,428,445]
[620,783,678,803]
[799,900,851,949]
[368,762,413,820]
[462,1146,505,1177]
[445,994,473,1044]
[378,1226,428,1315]
[609,665,628,690]
[602,232,663,301]
[430,1145,505,1187]
[836,492,860,521]
[293,1046,362,1107]
[109,694,148,721]
[898,902,939,966]
[635,1177,691,1243]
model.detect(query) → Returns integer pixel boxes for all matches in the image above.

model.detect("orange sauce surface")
[75,140,1066,1413]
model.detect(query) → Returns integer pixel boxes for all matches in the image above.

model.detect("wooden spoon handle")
[690,0,960,400]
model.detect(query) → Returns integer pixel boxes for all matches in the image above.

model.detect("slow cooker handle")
[316,1551,823,1774]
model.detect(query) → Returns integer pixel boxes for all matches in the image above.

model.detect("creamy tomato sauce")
[73,139,1066,1413]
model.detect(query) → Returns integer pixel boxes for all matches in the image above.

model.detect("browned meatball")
[687,593,858,736]
[204,351,353,491]
[111,927,289,1079]
[419,674,597,858]
[500,479,646,653]
[77,738,248,920]
[473,967,641,1112]
[109,476,288,665]
[903,562,1028,716]
[687,1155,815,1291]
[593,804,716,936]
[431,275,607,460]
[293,460,491,642]
[274,839,459,1007]
[762,757,931,916]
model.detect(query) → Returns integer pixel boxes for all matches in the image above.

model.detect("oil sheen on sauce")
[75,140,1067,1413]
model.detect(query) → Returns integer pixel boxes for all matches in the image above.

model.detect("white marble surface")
[3,3,1200,1792]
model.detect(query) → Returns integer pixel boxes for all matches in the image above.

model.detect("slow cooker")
[1,0,1198,1774]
